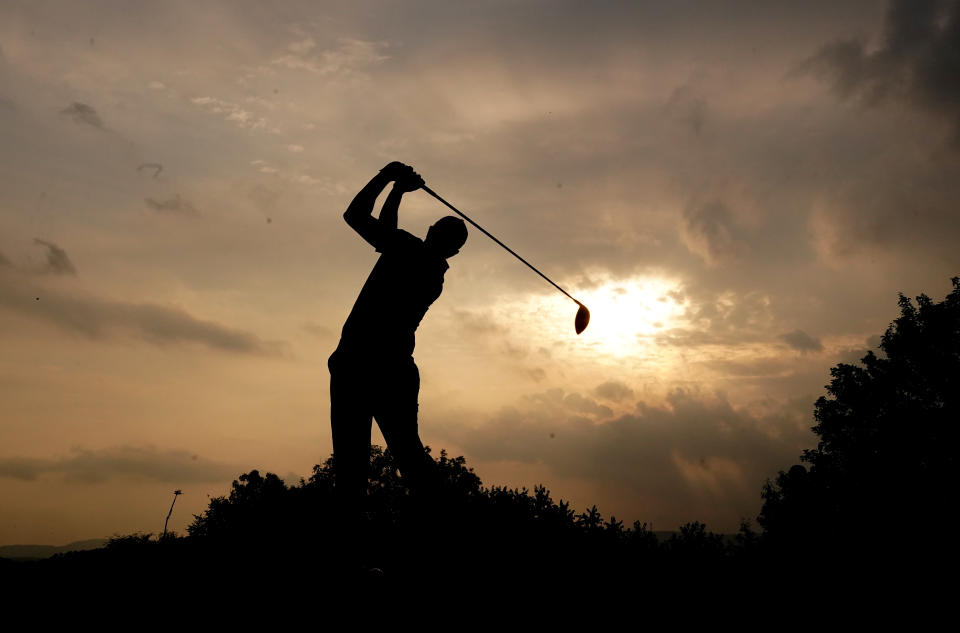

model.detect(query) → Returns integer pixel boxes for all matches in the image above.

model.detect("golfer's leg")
[380,419,436,494]
[376,360,438,497]
[329,365,373,529]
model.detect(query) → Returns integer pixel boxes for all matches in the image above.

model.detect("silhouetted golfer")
[329,162,468,538]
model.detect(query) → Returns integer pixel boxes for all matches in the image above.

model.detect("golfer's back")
[337,228,448,360]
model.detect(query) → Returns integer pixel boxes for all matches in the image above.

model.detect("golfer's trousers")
[328,350,436,519]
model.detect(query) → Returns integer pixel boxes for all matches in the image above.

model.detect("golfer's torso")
[338,231,447,358]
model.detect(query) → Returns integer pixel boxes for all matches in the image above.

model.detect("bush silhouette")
[179,444,747,589]
[759,277,960,566]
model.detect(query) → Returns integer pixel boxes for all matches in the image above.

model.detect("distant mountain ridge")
[0,538,107,560]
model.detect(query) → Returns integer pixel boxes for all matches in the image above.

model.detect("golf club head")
[575,304,590,335]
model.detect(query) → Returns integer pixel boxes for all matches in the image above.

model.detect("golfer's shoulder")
[397,229,424,247]
[376,228,423,253]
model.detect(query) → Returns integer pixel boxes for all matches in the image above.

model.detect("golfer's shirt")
[337,228,448,360]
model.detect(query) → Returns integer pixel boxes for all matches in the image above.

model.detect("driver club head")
[575,304,590,335]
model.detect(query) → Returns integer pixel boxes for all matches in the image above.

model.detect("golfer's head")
[426,216,468,258]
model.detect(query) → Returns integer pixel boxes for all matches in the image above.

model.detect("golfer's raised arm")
[377,185,402,234]
[343,170,392,249]
[381,165,424,234]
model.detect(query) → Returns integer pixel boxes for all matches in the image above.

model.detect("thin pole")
[421,185,584,307]
[162,489,182,538]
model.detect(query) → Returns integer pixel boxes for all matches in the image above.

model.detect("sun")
[575,276,686,356]
[486,274,687,359]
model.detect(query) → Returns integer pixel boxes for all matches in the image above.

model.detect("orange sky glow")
[2,0,959,545]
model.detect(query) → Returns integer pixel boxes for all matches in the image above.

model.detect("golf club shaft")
[421,185,583,307]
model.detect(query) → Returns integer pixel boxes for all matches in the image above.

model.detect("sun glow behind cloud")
[491,274,689,361]
[576,276,688,357]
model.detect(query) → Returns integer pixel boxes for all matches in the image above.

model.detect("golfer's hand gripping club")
[380,162,424,193]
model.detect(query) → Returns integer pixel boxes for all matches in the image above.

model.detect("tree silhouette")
[12,441,751,604]
[759,277,960,565]
[178,443,746,587]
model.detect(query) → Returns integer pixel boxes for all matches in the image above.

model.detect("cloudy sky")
[2,0,958,545]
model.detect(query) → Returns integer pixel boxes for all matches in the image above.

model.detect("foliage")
[106,532,155,550]
[759,277,960,557]
[667,521,727,561]
[181,442,738,585]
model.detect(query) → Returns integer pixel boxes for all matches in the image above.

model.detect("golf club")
[421,184,590,335]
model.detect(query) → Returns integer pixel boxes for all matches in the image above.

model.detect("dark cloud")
[837,334,885,364]
[33,238,77,275]
[802,0,960,145]
[653,288,774,349]
[701,357,795,378]
[594,380,634,402]
[137,163,163,178]
[437,389,812,529]
[522,388,613,419]
[0,446,235,483]
[682,201,748,266]
[563,392,614,418]
[60,102,104,129]
[500,341,529,359]
[653,328,721,348]
[145,195,199,216]
[528,367,546,382]
[0,267,282,355]
[837,346,868,365]
[667,84,709,138]
[779,329,824,352]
